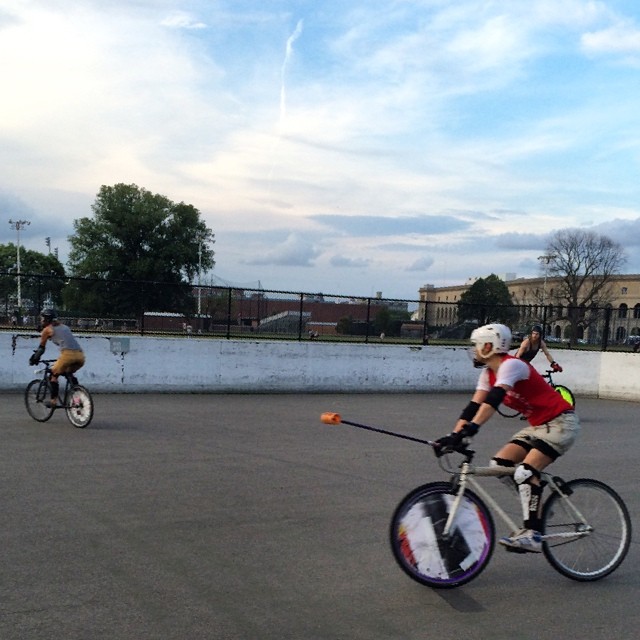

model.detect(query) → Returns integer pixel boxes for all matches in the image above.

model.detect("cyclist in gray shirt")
[29,308,85,408]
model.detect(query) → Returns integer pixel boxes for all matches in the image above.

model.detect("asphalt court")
[1,391,639,640]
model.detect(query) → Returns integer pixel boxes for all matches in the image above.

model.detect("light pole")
[8,219,31,310]
[538,254,555,334]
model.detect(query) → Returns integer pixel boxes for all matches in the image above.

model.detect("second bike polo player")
[28,308,86,409]
[515,323,562,371]
[433,323,580,553]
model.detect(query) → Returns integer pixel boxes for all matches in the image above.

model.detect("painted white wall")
[1,331,637,401]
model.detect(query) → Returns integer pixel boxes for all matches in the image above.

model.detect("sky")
[2,0,640,301]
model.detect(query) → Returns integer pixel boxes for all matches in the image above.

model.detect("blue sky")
[1,0,640,300]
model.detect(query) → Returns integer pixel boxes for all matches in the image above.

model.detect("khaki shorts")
[511,411,581,458]
[51,350,85,376]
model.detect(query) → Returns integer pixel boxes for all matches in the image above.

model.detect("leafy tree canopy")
[0,244,65,312]
[66,184,215,316]
[457,274,518,327]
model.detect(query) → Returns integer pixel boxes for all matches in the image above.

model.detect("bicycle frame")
[442,457,592,543]
[35,361,74,406]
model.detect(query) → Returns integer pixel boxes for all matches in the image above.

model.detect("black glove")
[29,346,45,366]
[433,422,479,457]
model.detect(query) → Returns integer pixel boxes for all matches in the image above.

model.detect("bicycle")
[25,359,94,428]
[497,369,575,418]
[320,412,631,589]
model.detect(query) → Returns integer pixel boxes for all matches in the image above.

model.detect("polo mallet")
[320,412,433,446]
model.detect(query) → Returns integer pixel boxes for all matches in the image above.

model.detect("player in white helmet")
[434,323,580,553]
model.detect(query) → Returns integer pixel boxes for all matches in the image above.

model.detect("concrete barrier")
[1,331,637,400]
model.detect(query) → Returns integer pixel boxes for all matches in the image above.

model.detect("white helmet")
[470,323,512,358]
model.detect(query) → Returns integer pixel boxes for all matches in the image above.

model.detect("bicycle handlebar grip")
[320,412,342,425]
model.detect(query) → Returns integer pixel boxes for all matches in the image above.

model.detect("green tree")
[0,244,65,314]
[457,274,518,328]
[544,229,626,345]
[336,315,353,335]
[65,184,215,316]
[373,307,411,337]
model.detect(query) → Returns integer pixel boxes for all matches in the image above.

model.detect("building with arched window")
[418,274,640,345]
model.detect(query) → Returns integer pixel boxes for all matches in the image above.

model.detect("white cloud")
[582,23,640,55]
[406,256,435,272]
[3,1,640,299]
[330,255,370,268]
[161,11,207,30]
[243,233,320,267]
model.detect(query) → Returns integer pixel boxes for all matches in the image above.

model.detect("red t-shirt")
[478,355,572,426]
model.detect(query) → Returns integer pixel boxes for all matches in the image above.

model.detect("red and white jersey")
[477,355,572,426]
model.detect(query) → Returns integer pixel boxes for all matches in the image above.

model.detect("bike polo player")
[515,323,562,371]
[434,323,580,553]
[29,308,86,408]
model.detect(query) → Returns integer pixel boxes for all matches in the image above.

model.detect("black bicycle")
[25,359,94,428]
[498,369,575,418]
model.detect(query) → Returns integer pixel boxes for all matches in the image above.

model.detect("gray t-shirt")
[51,323,82,351]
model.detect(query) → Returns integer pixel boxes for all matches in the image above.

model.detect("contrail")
[279,19,304,127]
[268,19,304,195]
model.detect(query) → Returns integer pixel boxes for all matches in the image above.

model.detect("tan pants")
[51,350,85,376]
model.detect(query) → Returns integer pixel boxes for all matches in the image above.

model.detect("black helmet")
[41,308,58,321]
[531,324,542,334]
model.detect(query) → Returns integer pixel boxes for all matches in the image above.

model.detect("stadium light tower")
[8,219,31,309]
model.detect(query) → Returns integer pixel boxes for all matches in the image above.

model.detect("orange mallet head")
[320,412,342,424]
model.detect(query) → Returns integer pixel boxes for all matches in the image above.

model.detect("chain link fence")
[1,272,639,351]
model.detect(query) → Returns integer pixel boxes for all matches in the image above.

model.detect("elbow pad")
[484,386,507,410]
[459,401,480,422]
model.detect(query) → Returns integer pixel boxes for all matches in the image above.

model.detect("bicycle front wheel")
[390,481,495,589]
[542,478,631,581]
[25,379,55,422]
[554,384,575,407]
[65,385,94,428]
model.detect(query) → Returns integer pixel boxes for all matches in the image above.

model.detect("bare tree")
[544,229,626,344]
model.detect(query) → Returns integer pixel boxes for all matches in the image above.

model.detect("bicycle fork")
[442,463,521,540]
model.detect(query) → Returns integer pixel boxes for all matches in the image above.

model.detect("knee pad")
[514,464,543,528]
[514,462,540,486]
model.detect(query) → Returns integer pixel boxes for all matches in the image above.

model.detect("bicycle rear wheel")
[25,379,55,422]
[553,384,575,407]
[390,481,495,588]
[542,478,631,581]
[65,385,94,428]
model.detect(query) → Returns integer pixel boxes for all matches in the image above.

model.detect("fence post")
[422,300,429,344]
[602,306,612,351]
[226,288,232,339]
[298,293,304,340]
[139,281,145,335]
[365,298,371,343]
